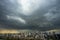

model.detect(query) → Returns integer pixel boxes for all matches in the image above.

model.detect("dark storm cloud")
[0,0,60,30]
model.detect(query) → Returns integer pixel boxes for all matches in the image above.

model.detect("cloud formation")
[0,0,60,30]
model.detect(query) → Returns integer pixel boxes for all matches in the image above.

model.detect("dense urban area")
[0,31,60,40]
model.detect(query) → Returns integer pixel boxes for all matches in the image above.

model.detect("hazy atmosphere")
[0,0,60,31]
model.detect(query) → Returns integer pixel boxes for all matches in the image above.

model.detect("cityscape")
[0,0,60,40]
[0,30,60,40]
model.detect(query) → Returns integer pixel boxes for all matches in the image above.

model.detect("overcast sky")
[0,0,60,30]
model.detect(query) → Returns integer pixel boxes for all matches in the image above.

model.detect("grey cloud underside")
[0,0,60,31]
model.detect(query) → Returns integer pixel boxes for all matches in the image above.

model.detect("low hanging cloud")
[6,15,26,24]
[0,0,60,30]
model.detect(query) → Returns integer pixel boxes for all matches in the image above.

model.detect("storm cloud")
[0,0,60,30]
